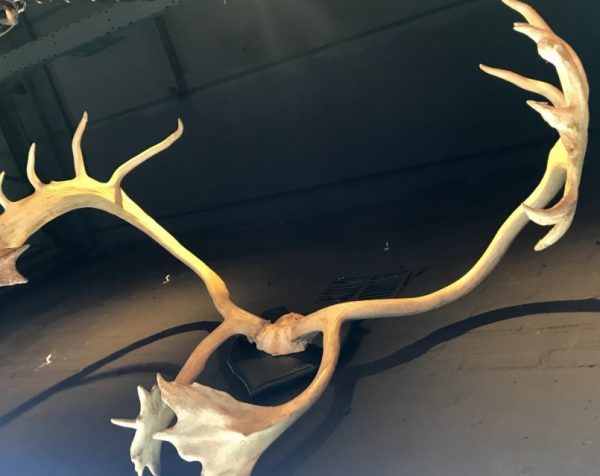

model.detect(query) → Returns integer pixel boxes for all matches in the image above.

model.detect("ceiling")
[0,0,596,248]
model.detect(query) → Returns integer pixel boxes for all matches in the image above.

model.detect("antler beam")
[112,1,590,472]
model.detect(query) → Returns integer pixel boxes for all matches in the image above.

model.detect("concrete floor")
[2,164,600,476]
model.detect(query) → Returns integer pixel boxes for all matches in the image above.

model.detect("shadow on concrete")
[262,297,600,475]
[0,321,219,428]
[3,298,600,474]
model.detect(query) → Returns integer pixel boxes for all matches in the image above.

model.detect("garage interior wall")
[0,0,596,256]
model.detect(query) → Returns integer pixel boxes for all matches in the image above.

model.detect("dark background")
[0,0,596,251]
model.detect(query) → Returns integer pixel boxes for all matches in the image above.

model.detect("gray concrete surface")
[1,160,600,476]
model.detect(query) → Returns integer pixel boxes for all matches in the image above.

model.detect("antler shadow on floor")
[0,321,219,429]
[261,297,600,475]
[2,297,600,475]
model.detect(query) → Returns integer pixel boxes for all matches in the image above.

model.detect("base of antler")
[0,245,29,286]
[227,308,359,398]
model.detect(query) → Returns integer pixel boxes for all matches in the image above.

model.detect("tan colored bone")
[112,384,172,476]
[480,0,589,252]
[0,244,29,286]
[119,2,589,474]
[153,322,342,476]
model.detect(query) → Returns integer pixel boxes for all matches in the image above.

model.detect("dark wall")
[0,0,597,246]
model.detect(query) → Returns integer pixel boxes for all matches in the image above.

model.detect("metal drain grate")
[314,269,412,308]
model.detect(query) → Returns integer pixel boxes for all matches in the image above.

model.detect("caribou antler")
[1,1,590,475]
[0,112,268,336]
[132,1,589,474]
[0,112,183,254]
[480,0,589,252]
[112,2,589,475]
[280,0,590,339]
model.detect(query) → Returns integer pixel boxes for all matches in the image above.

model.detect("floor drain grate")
[314,269,412,308]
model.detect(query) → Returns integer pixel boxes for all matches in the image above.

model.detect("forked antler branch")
[0,112,265,331]
[108,1,588,471]
[286,0,589,333]
[480,0,589,252]
[0,1,590,475]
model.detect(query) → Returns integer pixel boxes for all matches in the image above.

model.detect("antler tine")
[512,23,587,102]
[151,320,343,476]
[528,209,573,252]
[112,389,166,476]
[26,143,44,191]
[502,0,552,31]
[507,0,588,101]
[287,0,590,333]
[110,418,138,430]
[109,119,184,191]
[495,0,588,104]
[0,172,11,210]
[0,112,261,331]
[72,111,89,178]
[479,0,589,252]
[526,100,576,133]
[479,64,565,107]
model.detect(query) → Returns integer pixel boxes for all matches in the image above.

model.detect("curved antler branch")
[500,0,551,30]
[0,172,12,210]
[0,116,264,337]
[478,65,565,107]
[153,320,342,476]
[109,119,184,207]
[72,111,89,178]
[481,0,589,252]
[112,320,241,476]
[109,119,184,190]
[290,155,567,336]
[288,0,590,332]
[26,143,44,191]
